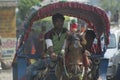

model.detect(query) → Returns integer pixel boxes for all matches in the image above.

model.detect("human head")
[52,13,65,29]
[85,30,96,39]
[85,30,96,50]
[70,23,78,32]
[70,19,78,32]
[52,13,65,21]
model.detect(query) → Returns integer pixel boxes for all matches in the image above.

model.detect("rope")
[61,49,70,78]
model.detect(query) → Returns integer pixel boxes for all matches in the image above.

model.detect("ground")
[0,68,12,80]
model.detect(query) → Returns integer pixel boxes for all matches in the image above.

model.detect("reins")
[61,33,85,79]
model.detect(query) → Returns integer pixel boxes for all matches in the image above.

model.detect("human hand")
[41,53,47,59]
[50,52,57,61]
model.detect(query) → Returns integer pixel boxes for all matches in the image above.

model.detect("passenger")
[85,29,96,52]
[23,29,36,55]
[29,25,47,64]
[36,24,47,58]
[70,19,78,32]
[23,29,38,64]
[25,13,68,80]
[83,29,96,80]
[80,24,87,34]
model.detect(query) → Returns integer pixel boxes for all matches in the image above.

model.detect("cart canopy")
[23,1,110,45]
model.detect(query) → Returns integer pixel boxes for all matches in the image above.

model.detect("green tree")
[17,0,41,20]
[98,0,120,21]
[98,0,120,13]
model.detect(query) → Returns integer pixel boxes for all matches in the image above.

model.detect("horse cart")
[12,1,110,80]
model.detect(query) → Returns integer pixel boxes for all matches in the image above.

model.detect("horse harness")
[62,33,86,79]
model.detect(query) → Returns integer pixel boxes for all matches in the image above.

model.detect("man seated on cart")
[44,13,68,61]
[25,13,68,80]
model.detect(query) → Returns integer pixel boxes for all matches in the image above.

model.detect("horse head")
[66,32,87,51]
[55,32,87,80]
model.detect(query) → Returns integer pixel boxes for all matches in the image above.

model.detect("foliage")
[17,0,41,20]
[97,0,120,21]
[98,0,120,13]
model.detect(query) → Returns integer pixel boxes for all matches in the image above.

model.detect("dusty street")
[0,68,12,80]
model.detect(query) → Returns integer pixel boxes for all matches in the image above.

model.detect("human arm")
[45,39,57,60]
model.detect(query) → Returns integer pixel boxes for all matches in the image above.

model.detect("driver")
[45,13,68,60]
[25,13,68,80]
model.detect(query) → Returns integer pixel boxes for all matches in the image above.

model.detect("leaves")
[17,0,40,20]
[99,0,120,12]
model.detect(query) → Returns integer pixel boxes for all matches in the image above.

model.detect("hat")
[71,19,77,23]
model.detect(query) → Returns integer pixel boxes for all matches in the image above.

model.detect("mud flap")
[99,58,108,80]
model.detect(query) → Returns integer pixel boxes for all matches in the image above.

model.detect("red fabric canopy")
[24,1,110,45]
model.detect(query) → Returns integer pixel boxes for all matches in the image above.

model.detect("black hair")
[52,13,65,21]
[85,30,96,39]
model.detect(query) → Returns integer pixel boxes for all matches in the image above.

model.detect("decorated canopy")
[23,1,110,45]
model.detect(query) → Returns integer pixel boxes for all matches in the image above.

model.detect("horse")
[55,32,88,80]
[33,30,96,80]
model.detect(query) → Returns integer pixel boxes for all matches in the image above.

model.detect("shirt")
[45,28,68,54]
